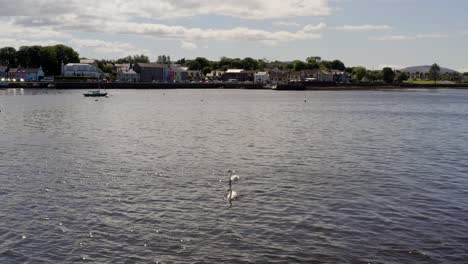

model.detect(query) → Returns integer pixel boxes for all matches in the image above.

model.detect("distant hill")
[401,65,459,74]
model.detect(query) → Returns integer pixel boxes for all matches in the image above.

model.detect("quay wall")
[3,82,468,90]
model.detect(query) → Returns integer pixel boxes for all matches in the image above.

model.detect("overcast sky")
[1,0,467,71]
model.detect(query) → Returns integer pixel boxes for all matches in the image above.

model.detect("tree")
[187,60,202,70]
[176,58,186,65]
[293,60,307,71]
[0,47,17,66]
[330,60,346,71]
[157,55,171,64]
[429,63,441,84]
[194,57,210,69]
[241,57,258,70]
[396,72,409,83]
[39,46,58,76]
[319,60,332,70]
[306,56,321,63]
[353,66,367,82]
[382,67,396,83]
[202,66,213,76]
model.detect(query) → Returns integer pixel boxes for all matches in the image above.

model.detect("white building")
[63,63,102,78]
[254,72,270,83]
[117,69,140,82]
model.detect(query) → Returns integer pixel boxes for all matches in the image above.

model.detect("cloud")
[180,41,198,51]
[0,0,331,20]
[371,33,450,41]
[274,21,301,27]
[69,38,148,57]
[333,24,392,31]
[303,22,328,31]
[378,64,407,70]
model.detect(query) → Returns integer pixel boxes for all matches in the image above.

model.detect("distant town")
[1,44,468,86]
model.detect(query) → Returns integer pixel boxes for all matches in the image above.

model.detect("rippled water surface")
[1,89,468,263]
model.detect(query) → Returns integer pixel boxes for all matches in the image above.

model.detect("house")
[22,68,45,81]
[288,71,303,82]
[80,59,99,68]
[7,68,18,79]
[117,69,140,82]
[268,69,289,83]
[168,65,188,82]
[63,63,102,78]
[206,70,225,80]
[0,66,7,78]
[222,69,250,82]
[133,63,165,82]
[254,72,270,83]
[331,70,350,83]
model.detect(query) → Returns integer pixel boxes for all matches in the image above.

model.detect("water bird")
[228,170,240,181]
[226,170,239,203]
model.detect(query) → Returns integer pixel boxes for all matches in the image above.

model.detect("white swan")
[227,189,238,201]
[226,170,239,202]
[228,170,240,181]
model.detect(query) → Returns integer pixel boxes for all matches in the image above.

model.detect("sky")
[1,0,467,71]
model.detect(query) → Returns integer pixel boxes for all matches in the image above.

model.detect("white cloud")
[371,33,450,41]
[274,21,301,27]
[378,64,407,70]
[69,38,148,57]
[0,0,331,20]
[0,0,326,48]
[333,24,392,31]
[303,22,328,31]
[180,41,198,51]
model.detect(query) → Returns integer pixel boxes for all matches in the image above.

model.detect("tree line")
[0,45,80,76]
[1,45,462,83]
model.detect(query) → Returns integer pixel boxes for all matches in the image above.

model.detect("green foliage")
[353,66,367,82]
[0,44,79,76]
[175,58,186,65]
[0,47,17,66]
[157,55,171,64]
[429,63,441,84]
[202,67,213,76]
[396,72,409,83]
[367,70,383,82]
[115,54,149,64]
[187,60,202,70]
[330,60,346,71]
[293,60,307,71]
[382,67,396,83]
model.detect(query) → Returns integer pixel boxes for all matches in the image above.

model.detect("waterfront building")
[21,68,45,81]
[206,70,225,80]
[222,69,250,82]
[0,65,7,78]
[268,69,289,83]
[254,72,270,83]
[288,71,302,82]
[7,68,18,79]
[80,59,99,68]
[133,63,165,82]
[288,69,335,83]
[117,69,140,82]
[63,63,102,78]
[331,70,350,83]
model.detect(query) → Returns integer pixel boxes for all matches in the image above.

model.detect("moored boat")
[84,90,108,97]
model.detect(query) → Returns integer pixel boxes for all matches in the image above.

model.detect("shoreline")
[2,82,468,90]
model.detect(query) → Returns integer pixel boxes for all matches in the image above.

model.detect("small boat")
[264,83,277,89]
[84,90,108,97]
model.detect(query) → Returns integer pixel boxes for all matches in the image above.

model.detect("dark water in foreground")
[0,89,467,263]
